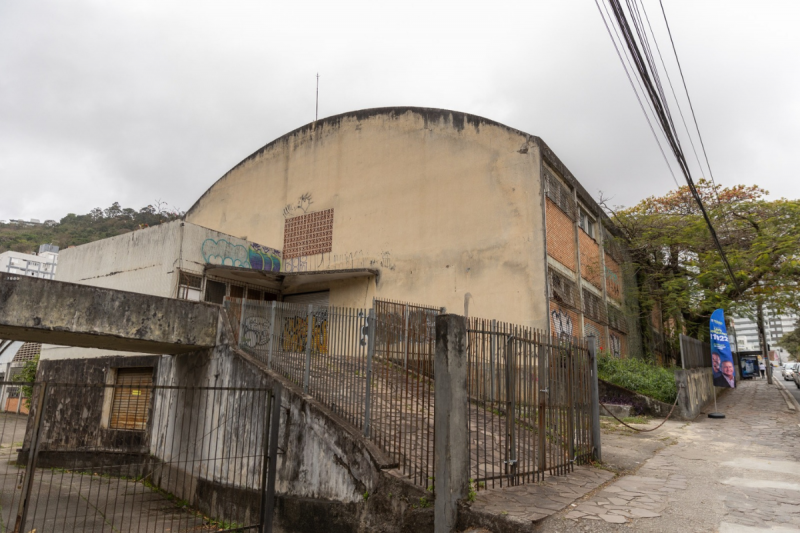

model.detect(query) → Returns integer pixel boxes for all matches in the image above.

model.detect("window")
[205,279,227,304]
[549,269,577,308]
[109,368,153,430]
[579,208,595,239]
[178,271,203,301]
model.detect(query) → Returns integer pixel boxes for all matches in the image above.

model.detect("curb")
[773,378,800,413]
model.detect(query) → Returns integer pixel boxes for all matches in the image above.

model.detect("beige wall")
[187,109,549,328]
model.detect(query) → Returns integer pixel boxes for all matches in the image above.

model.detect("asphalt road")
[778,374,800,404]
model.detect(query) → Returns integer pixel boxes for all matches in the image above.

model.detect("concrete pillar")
[434,314,469,533]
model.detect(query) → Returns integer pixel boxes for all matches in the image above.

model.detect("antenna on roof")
[315,73,320,122]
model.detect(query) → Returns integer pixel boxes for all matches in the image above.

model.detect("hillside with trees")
[0,202,183,254]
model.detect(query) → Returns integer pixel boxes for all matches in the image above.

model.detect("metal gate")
[0,381,281,533]
[467,318,593,489]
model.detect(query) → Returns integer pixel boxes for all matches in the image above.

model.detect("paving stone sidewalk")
[543,378,800,532]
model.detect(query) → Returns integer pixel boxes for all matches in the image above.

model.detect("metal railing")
[226,298,441,488]
[467,318,593,490]
[226,298,374,433]
[371,299,439,486]
[0,381,281,533]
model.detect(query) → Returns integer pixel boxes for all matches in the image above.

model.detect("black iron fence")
[371,299,439,486]
[225,299,594,493]
[0,381,281,533]
[226,298,441,488]
[466,318,593,490]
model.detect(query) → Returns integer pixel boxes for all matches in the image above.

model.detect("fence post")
[267,301,277,369]
[14,382,47,533]
[679,334,686,369]
[363,308,376,437]
[588,337,602,463]
[403,304,410,369]
[434,314,469,533]
[537,338,547,475]
[505,331,516,484]
[259,383,283,533]
[238,298,247,348]
[566,346,575,471]
[303,305,314,394]
[490,319,496,403]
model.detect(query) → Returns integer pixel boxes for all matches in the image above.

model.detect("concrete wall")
[55,220,281,296]
[674,367,724,420]
[186,107,549,328]
[25,312,428,532]
[46,221,280,360]
[0,274,218,354]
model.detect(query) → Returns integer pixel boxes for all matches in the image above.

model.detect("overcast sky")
[1,0,797,222]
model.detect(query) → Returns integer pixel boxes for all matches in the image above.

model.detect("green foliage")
[597,353,677,404]
[0,201,183,254]
[606,181,800,345]
[467,478,477,503]
[419,496,432,508]
[13,355,39,406]
[780,322,800,362]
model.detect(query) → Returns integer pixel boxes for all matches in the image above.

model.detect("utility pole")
[756,302,773,385]
[315,73,319,122]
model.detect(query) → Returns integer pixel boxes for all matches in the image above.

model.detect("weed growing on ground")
[597,353,677,403]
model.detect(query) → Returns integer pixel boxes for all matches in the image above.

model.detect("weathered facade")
[186,107,640,356]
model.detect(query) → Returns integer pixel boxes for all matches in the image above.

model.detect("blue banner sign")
[710,309,735,388]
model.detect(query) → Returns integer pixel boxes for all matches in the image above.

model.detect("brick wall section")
[546,199,576,272]
[579,231,602,289]
[583,318,608,353]
[550,301,582,340]
[604,254,622,302]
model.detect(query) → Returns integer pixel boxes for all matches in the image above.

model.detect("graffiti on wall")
[241,316,271,348]
[583,322,605,351]
[551,307,574,339]
[609,332,622,357]
[283,193,314,218]
[281,315,328,354]
[202,239,282,272]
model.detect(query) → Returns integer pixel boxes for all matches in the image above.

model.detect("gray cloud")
[1,0,797,222]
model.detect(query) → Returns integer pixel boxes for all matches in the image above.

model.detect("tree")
[13,355,39,407]
[780,323,800,362]
[605,180,800,347]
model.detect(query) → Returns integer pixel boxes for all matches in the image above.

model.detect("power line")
[596,0,742,294]
[658,0,723,204]
[594,0,681,189]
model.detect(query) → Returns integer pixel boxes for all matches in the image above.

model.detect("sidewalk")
[540,378,800,532]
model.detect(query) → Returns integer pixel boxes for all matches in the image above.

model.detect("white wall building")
[732,310,798,362]
[0,244,59,280]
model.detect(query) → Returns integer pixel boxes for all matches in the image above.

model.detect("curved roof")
[186,106,602,218]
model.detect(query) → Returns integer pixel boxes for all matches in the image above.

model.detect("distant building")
[0,244,59,280]
[732,311,798,362]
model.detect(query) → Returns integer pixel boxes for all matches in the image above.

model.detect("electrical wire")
[596,0,742,294]
[594,0,681,189]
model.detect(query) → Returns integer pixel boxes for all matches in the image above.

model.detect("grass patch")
[621,416,649,425]
[597,353,677,404]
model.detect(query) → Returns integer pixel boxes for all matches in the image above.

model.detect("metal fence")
[0,381,281,533]
[371,299,439,486]
[679,334,712,369]
[226,298,373,433]
[226,298,441,488]
[226,299,593,492]
[466,318,593,490]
